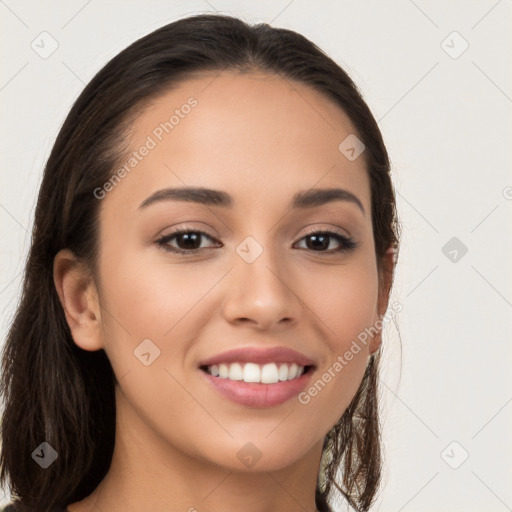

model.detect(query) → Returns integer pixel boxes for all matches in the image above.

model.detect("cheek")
[96,244,226,380]
[297,349,370,443]
[296,260,378,424]
[303,256,379,349]
[99,244,213,334]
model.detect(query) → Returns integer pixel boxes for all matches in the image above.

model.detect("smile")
[202,362,311,383]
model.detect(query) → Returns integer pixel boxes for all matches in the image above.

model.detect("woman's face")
[89,70,388,472]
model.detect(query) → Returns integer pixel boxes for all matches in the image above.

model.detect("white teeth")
[261,363,279,384]
[205,362,307,383]
[228,362,243,380]
[278,364,289,381]
[219,364,229,378]
[243,363,260,383]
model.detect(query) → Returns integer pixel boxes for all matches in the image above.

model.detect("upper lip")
[198,346,316,368]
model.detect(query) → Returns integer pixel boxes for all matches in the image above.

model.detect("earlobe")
[53,248,104,351]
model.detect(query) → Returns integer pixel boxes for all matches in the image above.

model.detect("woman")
[0,13,400,512]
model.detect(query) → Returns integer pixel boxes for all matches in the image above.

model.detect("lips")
[197,346,317,407]
[198,346,316,368]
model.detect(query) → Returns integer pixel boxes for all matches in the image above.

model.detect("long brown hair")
[0,13,400,512]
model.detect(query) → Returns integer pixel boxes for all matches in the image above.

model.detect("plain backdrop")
[1,1,511,511]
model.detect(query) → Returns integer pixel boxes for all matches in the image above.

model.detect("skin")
[54,70,394,512]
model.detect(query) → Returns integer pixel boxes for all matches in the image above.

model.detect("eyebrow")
[138,186,365,214]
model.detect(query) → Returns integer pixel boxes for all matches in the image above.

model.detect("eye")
[155,226,357,256]
[155,228,220,255]
[294,228,357,253]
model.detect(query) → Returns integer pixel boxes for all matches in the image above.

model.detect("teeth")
[205,362,307,383]
[261,363,279,383]
[278,363,289,381]
[243,363,261,383]
[218,364,229,378]
[228,362,243,380]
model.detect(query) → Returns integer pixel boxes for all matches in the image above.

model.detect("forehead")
[103,70,370,218]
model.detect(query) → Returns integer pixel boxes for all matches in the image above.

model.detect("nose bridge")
[221,231,302,328]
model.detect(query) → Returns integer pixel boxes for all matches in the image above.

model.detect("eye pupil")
[178,232,201,250]
[307,234,329,251]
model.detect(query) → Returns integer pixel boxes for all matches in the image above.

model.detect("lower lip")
[199,368,313,408]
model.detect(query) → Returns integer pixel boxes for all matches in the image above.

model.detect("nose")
[221,237,303,331]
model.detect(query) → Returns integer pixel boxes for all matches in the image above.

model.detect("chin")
[202,439,316,473]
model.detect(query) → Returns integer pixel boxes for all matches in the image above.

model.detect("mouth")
[199,362,315,384]
[197,346,317,408]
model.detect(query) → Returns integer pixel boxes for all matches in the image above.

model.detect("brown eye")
[294,230,357,253]
[155,227,357,256]
[156,229,220,255]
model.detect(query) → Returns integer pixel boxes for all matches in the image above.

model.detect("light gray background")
[1,1,511,511]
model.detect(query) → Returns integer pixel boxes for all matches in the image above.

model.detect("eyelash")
[155,226,357,256]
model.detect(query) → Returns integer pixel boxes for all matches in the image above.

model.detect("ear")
[53,248,104,351]
[369,244,397,355]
